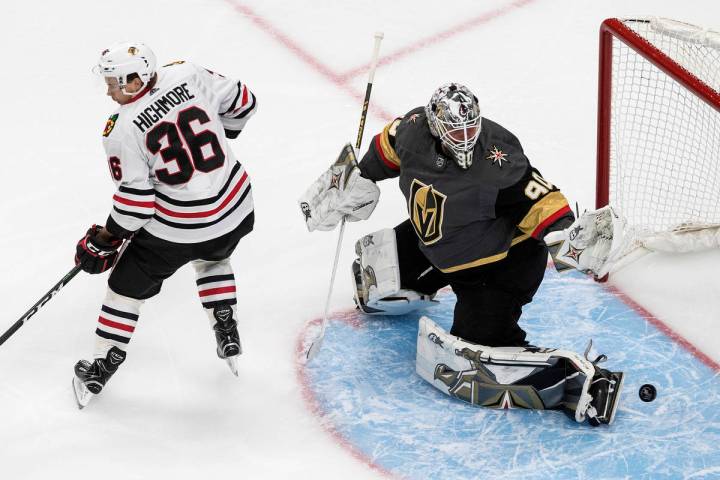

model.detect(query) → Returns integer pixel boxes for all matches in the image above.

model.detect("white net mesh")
[609,18,720,254]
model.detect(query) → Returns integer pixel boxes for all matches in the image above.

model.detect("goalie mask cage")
[596,17,720,255]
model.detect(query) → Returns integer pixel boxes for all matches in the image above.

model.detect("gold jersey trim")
[438,234,531,273]
[517,191,569,236]
[378,119,402,168]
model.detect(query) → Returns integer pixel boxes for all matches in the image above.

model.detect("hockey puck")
[639,384,657,402]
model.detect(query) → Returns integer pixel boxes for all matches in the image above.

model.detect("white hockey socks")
[193,259,238,326]
[94,288,144,358]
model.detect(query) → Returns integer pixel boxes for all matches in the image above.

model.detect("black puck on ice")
[638,384,657,402]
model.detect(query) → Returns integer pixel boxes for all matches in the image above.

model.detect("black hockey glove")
[75,225,123,274]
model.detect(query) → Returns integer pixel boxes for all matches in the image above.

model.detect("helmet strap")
[120,78,145,97]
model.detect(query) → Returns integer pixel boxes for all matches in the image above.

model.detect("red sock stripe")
[98,316,135,333]
[198,286,237,297]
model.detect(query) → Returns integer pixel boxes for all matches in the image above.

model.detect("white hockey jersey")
[102,61,257,243]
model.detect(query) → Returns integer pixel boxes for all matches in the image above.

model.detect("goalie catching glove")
[298,144,380,232]
[544,205,626,278]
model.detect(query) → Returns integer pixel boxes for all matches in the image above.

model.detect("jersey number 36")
[146,106,225,185]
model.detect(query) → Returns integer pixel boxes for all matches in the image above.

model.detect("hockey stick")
[305,32,384,362]
[0,233,133,348]
[0,265,83,347]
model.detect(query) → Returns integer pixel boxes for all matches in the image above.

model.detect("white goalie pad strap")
[546,205,626,277]
[416,316,596,422]
[298,145,380,232]
[363,289,437,316]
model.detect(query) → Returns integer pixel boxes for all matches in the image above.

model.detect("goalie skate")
[586,370,624,426]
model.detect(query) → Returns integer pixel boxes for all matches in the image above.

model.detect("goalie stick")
[305,32,384,362]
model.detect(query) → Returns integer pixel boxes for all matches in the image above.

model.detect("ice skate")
[72,376,93,409]
[72,346,127,409]
[580,340,624,426]
[213,309,242,377]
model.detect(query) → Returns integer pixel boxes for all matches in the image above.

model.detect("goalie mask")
[425,83,482,170]
[93,42,157,95]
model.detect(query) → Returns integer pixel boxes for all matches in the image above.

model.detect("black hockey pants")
[394,219,548,347]
[108,213,254,300]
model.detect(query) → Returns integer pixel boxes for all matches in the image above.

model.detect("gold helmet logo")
[127,46,139,56]
[409,179,446,245]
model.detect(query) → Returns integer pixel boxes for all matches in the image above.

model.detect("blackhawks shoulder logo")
[103,113,119,137]
[409,179,447,245]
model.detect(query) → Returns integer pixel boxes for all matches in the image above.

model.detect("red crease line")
[603,283,720,373]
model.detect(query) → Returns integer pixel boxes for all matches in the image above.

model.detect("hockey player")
[299,83,624,426]
[72,42,257,407]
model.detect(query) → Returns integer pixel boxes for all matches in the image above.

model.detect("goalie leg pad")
[416,316,599,422]
[352,229,436,315]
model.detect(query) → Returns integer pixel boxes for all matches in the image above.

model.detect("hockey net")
[596,17,720,258]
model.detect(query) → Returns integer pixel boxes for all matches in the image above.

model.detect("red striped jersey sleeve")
[196,65,258,139]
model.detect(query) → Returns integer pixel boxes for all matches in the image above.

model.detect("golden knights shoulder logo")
[409,179,447,245]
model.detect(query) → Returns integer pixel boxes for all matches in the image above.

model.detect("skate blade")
[225,357,239,377]
[607,372,625,425]
[72,377,94,409]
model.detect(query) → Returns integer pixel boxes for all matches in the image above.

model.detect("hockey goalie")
[299,83,625,426]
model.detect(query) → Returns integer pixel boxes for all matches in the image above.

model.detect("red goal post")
[596,17,720,255]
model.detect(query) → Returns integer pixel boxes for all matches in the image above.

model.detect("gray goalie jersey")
[358,107,573,273]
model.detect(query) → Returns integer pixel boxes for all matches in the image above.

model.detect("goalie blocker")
[298,144,380,232]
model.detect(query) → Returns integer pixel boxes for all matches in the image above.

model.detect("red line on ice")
[295,315,399,480]
[338,0,539,82]
[603,283,720,373]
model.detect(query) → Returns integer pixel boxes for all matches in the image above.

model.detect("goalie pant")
[393,219,549,347]
[416,316,596,423]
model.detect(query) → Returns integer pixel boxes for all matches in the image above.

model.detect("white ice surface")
[0,0,718,479]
